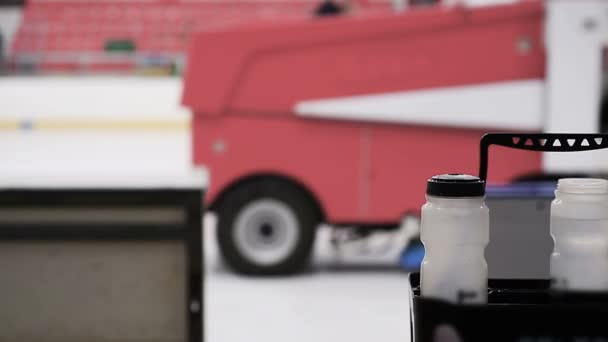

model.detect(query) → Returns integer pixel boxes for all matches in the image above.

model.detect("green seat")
[104,39,136,53]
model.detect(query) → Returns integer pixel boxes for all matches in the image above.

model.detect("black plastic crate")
[409,273,608,342]
[409,133,608,342]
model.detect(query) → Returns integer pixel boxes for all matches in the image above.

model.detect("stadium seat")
[11,0,393,74]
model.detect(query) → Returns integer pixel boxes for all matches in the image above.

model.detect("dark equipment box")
[0,187,203,342]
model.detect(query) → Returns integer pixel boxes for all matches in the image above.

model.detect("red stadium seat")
[12,0,393,73]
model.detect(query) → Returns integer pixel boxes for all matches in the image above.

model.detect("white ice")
[0,128,413,342]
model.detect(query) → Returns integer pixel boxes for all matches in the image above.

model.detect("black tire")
[216,180,320,275]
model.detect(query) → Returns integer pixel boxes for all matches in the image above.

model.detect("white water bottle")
[550,178,608,292]
[420,174,489,304]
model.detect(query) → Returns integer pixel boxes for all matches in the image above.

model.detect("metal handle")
[479,133,608,181]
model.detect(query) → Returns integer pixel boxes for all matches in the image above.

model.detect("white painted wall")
[0,76,189,119]
[545,0,608,173]
[0,76,197,184]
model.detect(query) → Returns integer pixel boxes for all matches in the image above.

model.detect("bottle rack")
[409,133,608,342]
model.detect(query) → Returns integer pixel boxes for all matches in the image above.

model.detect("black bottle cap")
[426,174,485,197]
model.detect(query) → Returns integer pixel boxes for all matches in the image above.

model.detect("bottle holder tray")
[409,273,608,341]
[410,133,608,342]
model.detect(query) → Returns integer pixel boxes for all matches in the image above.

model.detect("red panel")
[192,115,365,223]
[368,125,542,222]
[183,5,463,114]
[194,115,542,224]
[182,0,543,115]
[234,17,543,114]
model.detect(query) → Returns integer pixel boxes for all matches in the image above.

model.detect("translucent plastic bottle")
[420,174,489,304]
[550,178,608,292]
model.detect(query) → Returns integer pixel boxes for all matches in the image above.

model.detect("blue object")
[399,239,425,272]
[20,120,33,131]
[486,181,556,199]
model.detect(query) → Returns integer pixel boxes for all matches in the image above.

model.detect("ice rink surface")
[206,216,412,342]
[0,128,412,342]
